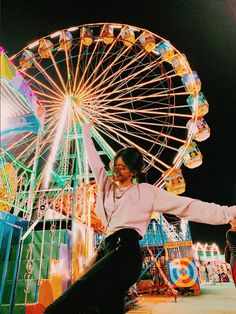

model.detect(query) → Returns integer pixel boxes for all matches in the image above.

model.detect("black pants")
[44,228,142,314]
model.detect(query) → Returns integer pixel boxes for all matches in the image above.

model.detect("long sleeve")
[82,124,111,192]
[82,124,112,225]
[152,186,236,225]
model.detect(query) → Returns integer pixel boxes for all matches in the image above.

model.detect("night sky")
[1,0,236,251]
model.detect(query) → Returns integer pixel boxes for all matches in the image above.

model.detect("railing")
[0,220,23,314]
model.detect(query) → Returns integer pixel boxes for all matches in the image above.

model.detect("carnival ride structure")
[193,242,222,262]
[0,22,211,313]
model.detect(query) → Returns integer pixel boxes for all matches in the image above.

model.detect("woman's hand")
[89,118,95,127]
[230,218,236,230]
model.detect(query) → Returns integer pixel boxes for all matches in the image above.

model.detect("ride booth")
[164,240,200,295]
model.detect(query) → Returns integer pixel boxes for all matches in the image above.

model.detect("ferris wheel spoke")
[73,38,104,95]
[93,112,185,147]
[29,57,66,97]
[97,119,179,153]
[74,36,119,96]
[82,73,186,106]
[80,53,158,101]
[46,49,68,92]
[34,91,64,104]
[86,90,189,107]
[80,49,148,99]
[72,40,84,93]
[77,42,145,98]
[64,47,73,93]
[95,122,169,171]
[43,98,68,111]
[84,106,191,131]
[1,134,28,155]
[74,42,111,97]
[83,113,188,146]
[82,97,191,144]
[85,97,192,118]
[20,69,65,100]
[5,132,35,154]
[82,89,188,116]
[7,137,37,166]
[41,101,64,110]
[105,117,177,143]
[80,47,176,103]
[125,119,189,131]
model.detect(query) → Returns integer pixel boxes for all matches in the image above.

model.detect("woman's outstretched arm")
[152,186,236,225]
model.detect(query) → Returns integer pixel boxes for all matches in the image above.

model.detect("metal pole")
[27,130,42,221]
[8,225,23,314]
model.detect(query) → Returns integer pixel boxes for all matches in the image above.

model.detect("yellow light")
[28,41,39,49]
[50,31,62,38]
[67,26,79,32]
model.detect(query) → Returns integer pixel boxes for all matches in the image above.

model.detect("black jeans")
[44,228,142,314]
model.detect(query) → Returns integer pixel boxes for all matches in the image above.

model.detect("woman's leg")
[96,229,142,314]
[44,231,142,313]
[44,250,124,313]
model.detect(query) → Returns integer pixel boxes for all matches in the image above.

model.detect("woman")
[225,218,236,286]
[44,123,236,313]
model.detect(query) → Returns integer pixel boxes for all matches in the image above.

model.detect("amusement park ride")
[0,22,211,313]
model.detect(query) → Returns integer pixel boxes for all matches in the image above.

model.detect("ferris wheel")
[3,22,211,196]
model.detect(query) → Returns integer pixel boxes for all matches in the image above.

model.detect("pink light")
[9,60,15,65]
[0,46,6,52]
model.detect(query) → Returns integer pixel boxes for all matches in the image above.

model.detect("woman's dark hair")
[114,147,147,183]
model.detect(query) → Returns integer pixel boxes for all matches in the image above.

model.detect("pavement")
[128,283,236,314]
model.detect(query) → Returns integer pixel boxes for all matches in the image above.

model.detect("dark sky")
[1,0,236,251]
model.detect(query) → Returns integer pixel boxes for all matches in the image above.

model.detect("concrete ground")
[129,283,236,314]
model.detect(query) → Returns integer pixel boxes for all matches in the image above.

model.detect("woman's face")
[113,156,134,184]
